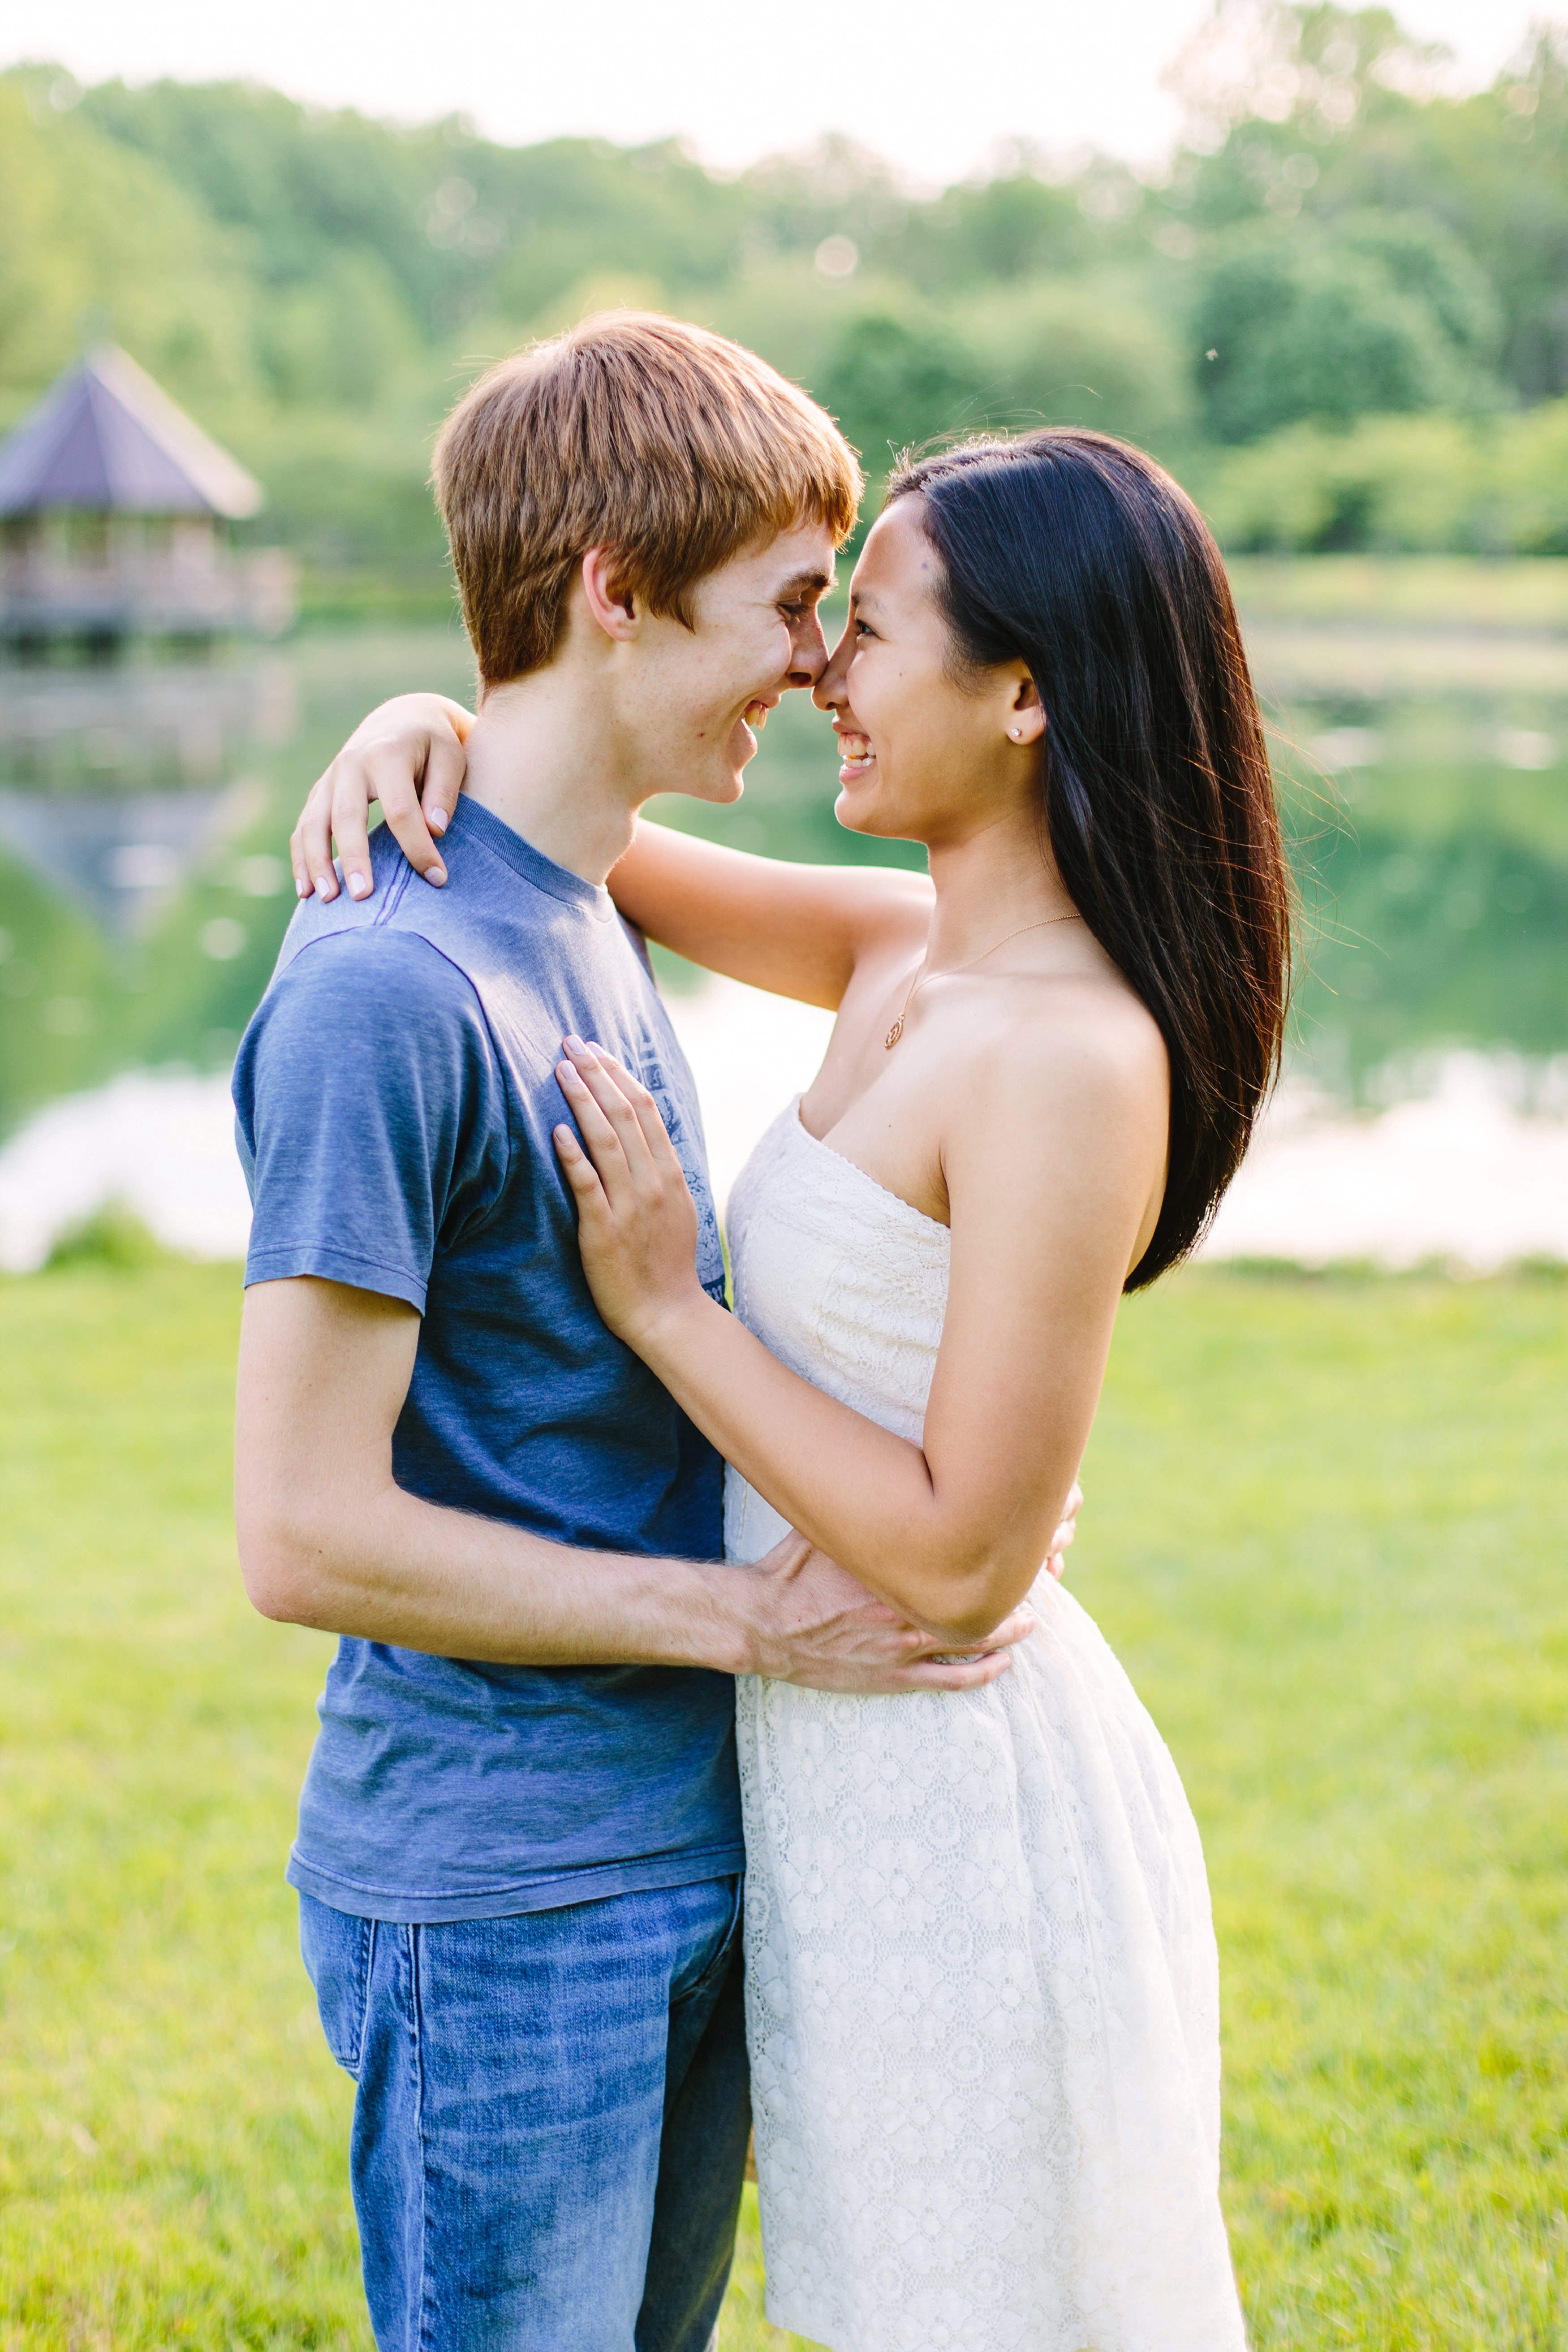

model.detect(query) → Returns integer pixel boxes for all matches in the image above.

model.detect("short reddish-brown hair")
[433,313,863,686]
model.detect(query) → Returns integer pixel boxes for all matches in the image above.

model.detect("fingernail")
[556,1061,581,1084]
[314,874,335,898]
[295,877,311,898]
[427,865,448,886]
[347,872,370,900]
[428,808,448,836]
[563,1034,587,1056]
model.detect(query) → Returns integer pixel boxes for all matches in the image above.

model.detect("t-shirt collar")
[449,793,618,922]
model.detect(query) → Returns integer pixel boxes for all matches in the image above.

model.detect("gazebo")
[0,345,294,647]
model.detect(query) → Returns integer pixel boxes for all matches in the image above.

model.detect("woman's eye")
[854,619,875,639]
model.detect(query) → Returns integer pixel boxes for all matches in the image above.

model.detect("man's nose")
[787,617,830,688]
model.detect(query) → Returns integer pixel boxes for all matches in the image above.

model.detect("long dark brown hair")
[887,428,1291,1290]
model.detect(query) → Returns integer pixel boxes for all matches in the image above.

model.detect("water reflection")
[1274,690,1568,1096]
[0,617,1562,1144]
[0,655,293,789]
[0,628,474,1135]
[0,783,263,941]
[656,642,1568,1107]
[0,654,292,943]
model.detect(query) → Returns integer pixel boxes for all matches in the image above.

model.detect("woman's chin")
[833,781,903,838]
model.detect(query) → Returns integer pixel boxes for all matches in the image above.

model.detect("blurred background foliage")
[3,0,1568,601]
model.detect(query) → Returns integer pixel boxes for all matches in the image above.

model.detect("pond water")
[0,627,478,1139]
[0,608,1563,1213]
[650,616,1568,1113]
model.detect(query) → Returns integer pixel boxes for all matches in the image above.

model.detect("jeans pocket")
[684,1874,745,2003]
[298,1893,375,2079]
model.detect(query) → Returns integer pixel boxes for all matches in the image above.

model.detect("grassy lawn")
[0,1258,1563,2349]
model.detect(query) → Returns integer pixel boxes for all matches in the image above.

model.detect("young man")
[233,316,1034,2352]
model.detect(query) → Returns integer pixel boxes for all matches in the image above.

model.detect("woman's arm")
[286,692,932,1009]
[609,821,931,1010]
[552,1020,1164,1648]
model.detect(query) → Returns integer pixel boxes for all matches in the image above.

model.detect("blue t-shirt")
[233,795,742,1922]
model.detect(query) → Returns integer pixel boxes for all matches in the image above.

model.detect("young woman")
[295,429,1289,2351]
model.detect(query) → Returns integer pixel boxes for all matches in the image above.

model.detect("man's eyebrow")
[773,568,835,597]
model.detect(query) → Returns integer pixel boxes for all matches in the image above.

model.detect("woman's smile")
[835,724,874,781]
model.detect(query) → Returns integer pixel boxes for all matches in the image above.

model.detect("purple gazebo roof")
[0,345,263,520]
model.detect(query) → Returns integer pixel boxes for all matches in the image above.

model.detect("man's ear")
[581,547,640,643]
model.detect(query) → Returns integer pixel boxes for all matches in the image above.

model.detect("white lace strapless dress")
[724,1102,1247,2352]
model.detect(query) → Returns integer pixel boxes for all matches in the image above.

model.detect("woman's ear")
[580,547,640,642]
[1004,673,1046,748]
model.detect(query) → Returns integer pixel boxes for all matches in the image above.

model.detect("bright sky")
[9,0,1549,183]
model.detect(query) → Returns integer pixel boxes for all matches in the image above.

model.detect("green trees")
[814,310,984,480]
[1165,3,1568,411]
[952,281,1196,457]
[1144,2,1568,549]
[0,74,261,418]
[4,2,1568,585]
[1202,404,1568,554]
[1193,212,1499,442]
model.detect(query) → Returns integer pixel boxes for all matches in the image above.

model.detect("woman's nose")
[814,617,853,710]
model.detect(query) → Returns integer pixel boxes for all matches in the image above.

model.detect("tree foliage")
[1202,400,1568,552]
[0,75,261,412]
[1164,4,1568,401]
[2,4,1565,579]
[1194,211,1498,440]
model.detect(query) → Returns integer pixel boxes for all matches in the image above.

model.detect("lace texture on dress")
[724,1102,1247,2352]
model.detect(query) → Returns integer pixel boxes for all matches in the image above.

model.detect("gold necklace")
[884,915,1084,1049]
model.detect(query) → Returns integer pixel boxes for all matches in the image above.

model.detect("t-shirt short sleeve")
[234,929,511,1312]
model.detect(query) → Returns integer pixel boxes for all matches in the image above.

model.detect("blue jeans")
[299,1877,750,2352]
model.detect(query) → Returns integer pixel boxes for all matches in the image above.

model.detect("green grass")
[0,1261,1563,2349]
[1084,1270,1568,2348]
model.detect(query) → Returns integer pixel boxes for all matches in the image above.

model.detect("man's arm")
[235,1274,1038,1692]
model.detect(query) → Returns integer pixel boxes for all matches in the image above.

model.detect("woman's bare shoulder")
[1014,961,1164,1079]
[931,970,1168,1278]
[963,965,1169,1150]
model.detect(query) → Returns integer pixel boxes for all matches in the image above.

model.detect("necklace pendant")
[884,1017,903,1049]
